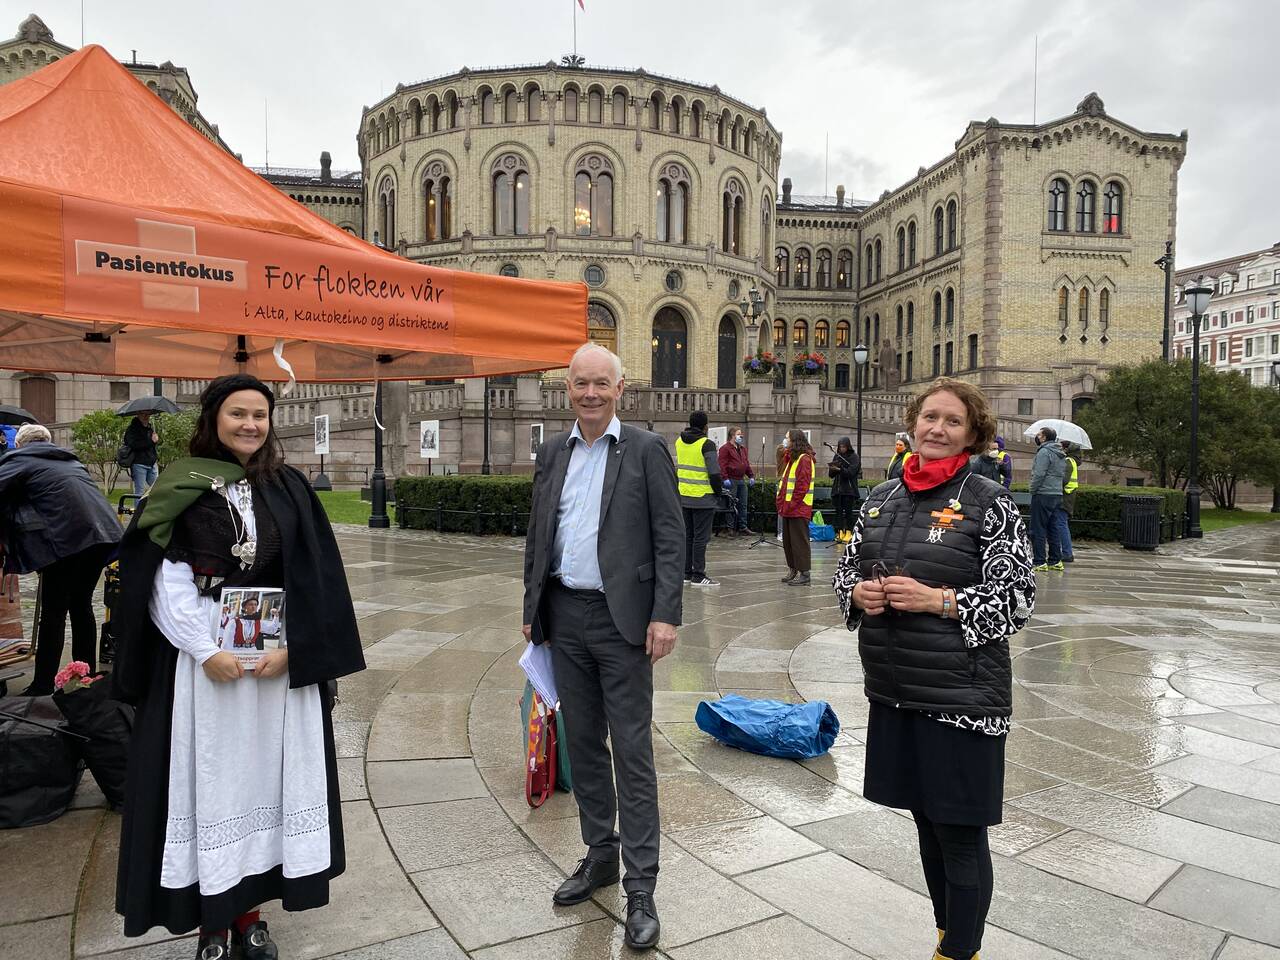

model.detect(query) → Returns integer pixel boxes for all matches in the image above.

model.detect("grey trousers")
[547,580,659,893]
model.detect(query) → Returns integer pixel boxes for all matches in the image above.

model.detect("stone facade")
[1172,241,1280,387]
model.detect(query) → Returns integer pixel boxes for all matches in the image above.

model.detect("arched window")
[427,96,441,132]
[480,89,495,124]
[836,320,851,348]
[612,89,627,124]
[760,196,772,257]
[1048,178,1068,232]
[793,319,808,348]
[587,301,617,354]
[816,250,832,289]
[794,248,811,288]
[1103,181,1123,234]
[411,100,423,136]
[945,287,955,325]
[1076,180,1096,232]
[492,154,531,236]
[897,226,906,272]
[721,178,745,254]
[573,155,614,237]
[691,102,703,138]
[874,238,882,281]
[934,206,945,255]
[376,179,397,248]
[836,250,852,289]
[670,96,684,134]
[1058,286,1069,340]
[587,88,603,123]
[815,320,830,348]
[563,87,579,122]
[933,291,942,329]
[775,247,790,287]
[907,221,917,265]
[731,116,743,152]
[1078,288,1090,332]
[873,313,881,346]
[422,163,452,241]
[656,162,691,244]
[503,89,518,123]
[649,92,662,130]
[896,304,904,339]
[525,84,541,122]
[773,318,786,347]
[444,92,458,128]
[1099,288,1110,328]
[907,301,915,338]
[864,243,874,285]
[946,200,957,249]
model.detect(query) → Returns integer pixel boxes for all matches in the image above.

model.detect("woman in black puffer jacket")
[832,378,1035,960]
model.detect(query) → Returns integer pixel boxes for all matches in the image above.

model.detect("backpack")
[115,442,134,469]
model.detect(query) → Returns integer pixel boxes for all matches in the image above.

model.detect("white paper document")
[518,641,559,708]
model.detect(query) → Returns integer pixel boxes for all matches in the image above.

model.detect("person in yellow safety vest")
[886,433,914,480]
[994,435,1013,488]
[777,429,815,586]
[1053,442,1079,563]
[675,410,723,587]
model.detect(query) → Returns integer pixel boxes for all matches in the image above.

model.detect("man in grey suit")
[523,342,684,951]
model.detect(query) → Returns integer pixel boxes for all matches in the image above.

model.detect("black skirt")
[115,636,345,937]
[862,700,1005,825]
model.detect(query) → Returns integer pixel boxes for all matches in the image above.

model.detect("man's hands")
[202,651,244,682]
[645,621,677,664]
[854,576,943,616]
[522,623,535,643]
[254,648,289,680]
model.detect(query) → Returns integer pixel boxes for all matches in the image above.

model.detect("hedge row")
[394,474,1187,542]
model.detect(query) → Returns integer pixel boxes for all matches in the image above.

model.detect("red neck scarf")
[901,450,970,492]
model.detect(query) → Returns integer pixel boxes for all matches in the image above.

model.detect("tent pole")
[368,378,390,528]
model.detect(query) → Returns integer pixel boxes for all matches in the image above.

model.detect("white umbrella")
[1023,419,1092,449]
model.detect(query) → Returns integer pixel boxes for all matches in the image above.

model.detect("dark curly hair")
[903,377,998,455]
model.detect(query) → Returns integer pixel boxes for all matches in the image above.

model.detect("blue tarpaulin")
[695,694,840,759]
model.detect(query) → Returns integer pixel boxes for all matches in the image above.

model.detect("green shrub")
[395,475,535,535]
[71,409,126,490]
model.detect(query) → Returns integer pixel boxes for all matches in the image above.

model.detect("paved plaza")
[3,522,1280,959]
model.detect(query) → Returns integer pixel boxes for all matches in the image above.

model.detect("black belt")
[549,577,606,600]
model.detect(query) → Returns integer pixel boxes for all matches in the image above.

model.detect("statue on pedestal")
[878,338,900,391]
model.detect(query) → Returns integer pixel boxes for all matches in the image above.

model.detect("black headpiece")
[199,374,275,415]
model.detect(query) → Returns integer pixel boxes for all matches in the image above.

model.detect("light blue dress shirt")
[551,415,621,592]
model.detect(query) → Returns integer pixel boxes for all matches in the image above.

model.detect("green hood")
[137,457,246,548]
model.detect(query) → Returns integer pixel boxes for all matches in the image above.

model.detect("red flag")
[577,0,585,8]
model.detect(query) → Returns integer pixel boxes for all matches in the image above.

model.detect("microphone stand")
[748,435,782,550]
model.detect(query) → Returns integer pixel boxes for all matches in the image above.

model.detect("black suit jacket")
[523,422,684,646]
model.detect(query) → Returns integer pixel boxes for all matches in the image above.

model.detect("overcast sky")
[19,0,1279,266]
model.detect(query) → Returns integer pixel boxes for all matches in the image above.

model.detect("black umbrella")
[0,404,36,426]
[115,396,181,417]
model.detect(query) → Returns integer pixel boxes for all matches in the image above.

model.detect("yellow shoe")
[933,950,979,960]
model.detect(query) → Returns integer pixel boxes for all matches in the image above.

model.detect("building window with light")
[836,250,852,289]
[836,320,851,348]
[1048,178,1068,232]
[492,154,531,236]
[573,155,614,237]
[775,247,790,287]
[1103,181,1123,233]
[1076,180,1096,232]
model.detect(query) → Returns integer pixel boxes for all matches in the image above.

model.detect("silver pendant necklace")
[189,472,257,570]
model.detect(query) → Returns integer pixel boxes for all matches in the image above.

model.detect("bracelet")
[939,588,953,619]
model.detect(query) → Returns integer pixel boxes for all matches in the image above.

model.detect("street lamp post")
[368,378,390,528]
[853,342,870,459]
[1155,241,1174,362]
[1272,359,1280,514]
[1183,277,1213,539]
[481,377,491,475]
[738,283,766,337]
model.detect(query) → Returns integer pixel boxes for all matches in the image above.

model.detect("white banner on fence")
[530,423,543,461]
[313,415,330,455]
[419,420,440,459]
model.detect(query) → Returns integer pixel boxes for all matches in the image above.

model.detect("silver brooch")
[189,471,226,492]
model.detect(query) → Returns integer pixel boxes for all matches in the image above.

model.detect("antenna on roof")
[80,0,84,45]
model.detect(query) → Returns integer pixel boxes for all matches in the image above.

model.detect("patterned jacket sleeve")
[954,497,1036,648]
[831,507,868,630]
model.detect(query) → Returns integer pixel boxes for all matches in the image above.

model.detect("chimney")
[836,184,845,207]
[782,178,792,203]
[320,151,332,183]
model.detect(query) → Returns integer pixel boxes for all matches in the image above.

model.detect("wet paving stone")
[1154,755,1280,805]
[668,914,867,960]
[670,815,824,875]
[1161,787,1280,844]
[379,798,533,872]
[366,758,489,808]
[1151,865,1280,947]
[469,918,661,960]
[1015,830,1183,903]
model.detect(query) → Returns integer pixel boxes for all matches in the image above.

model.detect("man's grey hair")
[14,424,51,446]
[568,342,623,383]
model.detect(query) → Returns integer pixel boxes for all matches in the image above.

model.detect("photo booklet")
[215,587,286,668]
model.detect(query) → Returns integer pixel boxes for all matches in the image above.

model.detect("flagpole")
[573,0,578,60]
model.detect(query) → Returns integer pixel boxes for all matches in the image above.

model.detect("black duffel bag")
[54,679,134,809]
[0,696,82,828]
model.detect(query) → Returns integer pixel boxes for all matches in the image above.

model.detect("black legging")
[30,545,111,693]
[912,810,993,960]
[832,493,859,533]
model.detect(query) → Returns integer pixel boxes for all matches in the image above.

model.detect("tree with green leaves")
[1075,359,1190,489]
[71,408,126,491]
[154,410,197,469]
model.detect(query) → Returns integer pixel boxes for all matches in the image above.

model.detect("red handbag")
[522,685,558,808]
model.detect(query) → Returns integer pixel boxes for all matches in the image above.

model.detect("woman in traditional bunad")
[112,375,365,960]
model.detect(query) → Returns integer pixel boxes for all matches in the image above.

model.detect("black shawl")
[112,464,365,703]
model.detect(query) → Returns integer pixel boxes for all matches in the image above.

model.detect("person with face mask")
[717,426,755,536]
[887,433,913,480]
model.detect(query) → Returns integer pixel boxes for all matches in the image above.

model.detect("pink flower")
[54,661,97,692]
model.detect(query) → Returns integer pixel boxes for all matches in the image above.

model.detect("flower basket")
[791,352,828,378]
[742,350,780,375]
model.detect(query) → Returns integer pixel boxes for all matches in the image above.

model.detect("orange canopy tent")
[0,45,587,382]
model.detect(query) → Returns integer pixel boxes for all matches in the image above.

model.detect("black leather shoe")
[553,857,620,905]
[194,932,231,960]
[236,920,279,960]
[624,891,660,950]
